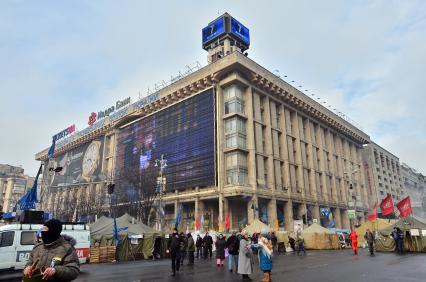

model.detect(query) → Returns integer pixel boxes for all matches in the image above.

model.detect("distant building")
[362,142,404,212]
[400,163,426,219]
[0,164,35,213]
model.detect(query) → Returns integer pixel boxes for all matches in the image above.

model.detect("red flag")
[368,202,378,222]
[195,214,199,231]
[225,213,230,230]
[397,196,413,218]
[380,194,394,216]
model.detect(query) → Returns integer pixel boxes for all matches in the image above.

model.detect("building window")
[226,133,247,149]
[226,152,248,185]
[224,85,245,114]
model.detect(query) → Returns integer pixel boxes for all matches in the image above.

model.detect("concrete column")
[305,120,317,200]
[284,200,293,232]
[280,106,291,194]
[297,203,306,220]
[317,127,328,202]
[334,208,342,229]
[312,204,320,222]
[219,193,224,231]
[267,197,277,227]
[292,113,305,196]
[216,85,225,193]
[263,97,275,191]
[247,195,258,224]
[245,87,257,190]
[357,147,369,209]
[341,209,350,229]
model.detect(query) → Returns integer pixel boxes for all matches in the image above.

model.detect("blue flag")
[175,205,183,229]
[48,137,56,158]
[18,163,42,210]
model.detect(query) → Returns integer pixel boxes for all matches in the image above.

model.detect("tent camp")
[90,213,163,261]
[376,216,426,253]
[300,223,340,250]
[355,219,394,246]
[244,219,272,235]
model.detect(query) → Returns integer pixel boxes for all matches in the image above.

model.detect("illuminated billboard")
[115,89,215,192]
[202,17,225,44]
[50,137,104,187]
[230,17,250,45]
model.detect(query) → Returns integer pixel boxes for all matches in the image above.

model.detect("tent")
[376,216,426,253]
[300,223,340,250]
[355,219,394,246]
[244,219,272,235]
[90,213,163,261]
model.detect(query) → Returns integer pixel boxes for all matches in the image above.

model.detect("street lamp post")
[155,154,167,231]
[345,169,360,228]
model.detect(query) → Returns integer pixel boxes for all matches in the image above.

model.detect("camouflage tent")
[300,223,340,250]
[355,219,394,246]
[376,216,426,253]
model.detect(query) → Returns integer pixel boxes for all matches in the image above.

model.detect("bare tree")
[115,166,158,225]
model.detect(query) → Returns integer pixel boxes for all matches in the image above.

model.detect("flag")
[380,194,394,216]
[396,196,413,218]
[201,214,205,230]
[18,163,42,210]
[225,213,230,230]
[195,214,199,231]
[48,137,56,158]
[175,205,183,228]
[368,202,378,222]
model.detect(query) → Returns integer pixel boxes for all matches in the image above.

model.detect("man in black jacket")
[195,234,203,259]
[203,232,213,259]
[226,231,240,273]
[167,228,182,276]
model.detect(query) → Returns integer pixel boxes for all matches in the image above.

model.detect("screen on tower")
[202,17,225,44]
[230,17,250,45]
[115,89,215,192]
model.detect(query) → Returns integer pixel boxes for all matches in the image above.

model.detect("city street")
[2,249,425,282]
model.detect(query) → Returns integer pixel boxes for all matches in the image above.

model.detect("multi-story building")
[362,142,404,210]
[36,13,371,231]
[400,163,426,219]
[0,164,35,212]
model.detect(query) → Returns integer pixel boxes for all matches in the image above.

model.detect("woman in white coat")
[238,231,252,281]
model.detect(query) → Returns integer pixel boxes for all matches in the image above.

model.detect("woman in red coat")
[349,229,358,255]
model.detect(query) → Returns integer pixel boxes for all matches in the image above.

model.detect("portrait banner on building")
[49,137,105,187]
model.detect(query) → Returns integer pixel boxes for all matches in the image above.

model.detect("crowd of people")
[166,228,309,281]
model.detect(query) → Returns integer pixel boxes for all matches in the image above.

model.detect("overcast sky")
[1,0,425,176]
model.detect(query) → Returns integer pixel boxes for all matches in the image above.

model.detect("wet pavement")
[2,248,425,282]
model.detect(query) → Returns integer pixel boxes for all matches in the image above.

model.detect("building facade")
[362,142,404,210]
[400,163,426,219]
[36,14,371,231]
[0,164,34,212]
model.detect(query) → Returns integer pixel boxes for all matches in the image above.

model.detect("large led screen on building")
[115,89,215,192]
[50,137,105,187]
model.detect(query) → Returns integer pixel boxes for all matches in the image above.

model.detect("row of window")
[0,231,35,247]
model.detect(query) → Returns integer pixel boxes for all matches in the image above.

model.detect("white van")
[0,223,90,271]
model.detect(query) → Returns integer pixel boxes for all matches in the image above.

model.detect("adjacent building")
[400,163,426,219]
[0,164,35,213]
[362,142,404,210]
[36,13,371,231]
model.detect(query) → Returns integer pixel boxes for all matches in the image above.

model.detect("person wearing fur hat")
[251,234,273,282]
[23,219,80,282]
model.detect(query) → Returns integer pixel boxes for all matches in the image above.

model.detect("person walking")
[238,231,252,281]
[391,227,404,255]
[195,234,203,259]
[270,232,278,255]
[296,235,306,255]
[226,231,240,273]
[179,232,188,265]
[350,228,358,255]
[167,228,182,276]
[215,234,227,267]
[364,229,375,256]
[288,236,296,253]
[187,233,195,265]
[23,219,80,282]
[203,232,213,259]
[251,234,273,282]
